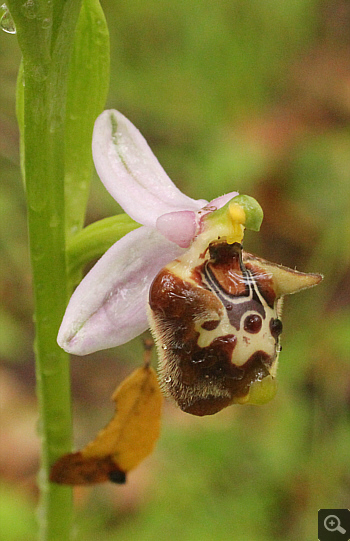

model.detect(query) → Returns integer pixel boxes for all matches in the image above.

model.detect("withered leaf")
[50,453,126,485]
[50,364,163,485]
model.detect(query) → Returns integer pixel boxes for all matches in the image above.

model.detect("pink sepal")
[57,226,184,355]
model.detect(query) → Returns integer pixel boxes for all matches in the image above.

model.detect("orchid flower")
[58,109,322,419]
[57,110,239,356]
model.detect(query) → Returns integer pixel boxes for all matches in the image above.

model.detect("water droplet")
[1,4,16,33]
[69,225,78,236]
[21,0,37,19]
[41,17,51,29]
[27,64,48,82]
[162,344,168,350]
[164,376,171,383]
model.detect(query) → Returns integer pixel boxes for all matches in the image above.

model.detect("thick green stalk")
[25,74,75,541]
[7,0,83,539]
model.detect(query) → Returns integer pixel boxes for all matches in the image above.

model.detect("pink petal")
[155,192,240,248]
[207,191,240,211]
[57,226,184,355]
[156,210,197,248]
[92,110,207,227]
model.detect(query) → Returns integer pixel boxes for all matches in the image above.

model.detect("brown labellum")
[148,240,322,416]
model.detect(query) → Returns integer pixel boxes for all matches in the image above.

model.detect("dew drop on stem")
[0,4,16,34]
[21,0,37,19]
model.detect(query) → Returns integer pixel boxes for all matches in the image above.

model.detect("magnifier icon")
[324,515,346,534]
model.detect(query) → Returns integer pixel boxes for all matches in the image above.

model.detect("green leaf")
[64,0,110,238]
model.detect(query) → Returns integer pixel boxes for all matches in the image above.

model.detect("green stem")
[7,0,83,539]
[27,74,74,541]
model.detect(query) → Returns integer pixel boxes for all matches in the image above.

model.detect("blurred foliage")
[0,0,349,540]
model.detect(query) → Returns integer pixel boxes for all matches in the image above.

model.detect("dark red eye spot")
[270,318,283,338]
[244,314,262,334]
[201,320,220,331]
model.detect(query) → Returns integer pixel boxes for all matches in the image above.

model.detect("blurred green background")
[1,0,349,540]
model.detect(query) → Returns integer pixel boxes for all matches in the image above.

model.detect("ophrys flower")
[58,110,322,415]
